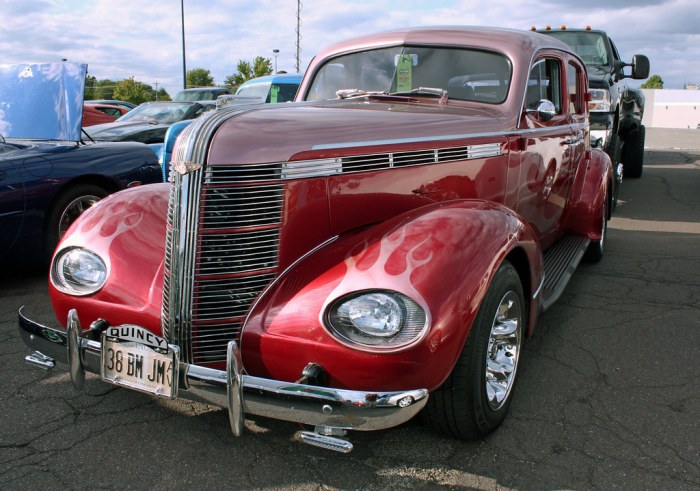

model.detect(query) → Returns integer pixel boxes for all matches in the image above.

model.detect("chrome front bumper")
[18,307,428,443]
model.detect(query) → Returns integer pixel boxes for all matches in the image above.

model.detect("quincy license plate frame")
[100,325,179,398]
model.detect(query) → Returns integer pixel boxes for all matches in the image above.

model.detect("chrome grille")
[193,273,277,321]
[201,185,283,229]
[196,228,280,276]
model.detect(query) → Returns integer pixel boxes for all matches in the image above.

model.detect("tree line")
[86,56,276,104]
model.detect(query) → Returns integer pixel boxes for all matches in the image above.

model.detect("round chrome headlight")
[51,247,108,296]
[326,291,427,349]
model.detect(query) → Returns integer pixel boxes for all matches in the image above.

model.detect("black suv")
[538,27,650,184]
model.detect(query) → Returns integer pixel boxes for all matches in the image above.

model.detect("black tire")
[423,261,525,440]
[605,132,622,208]
[622,124,645,178]
[44,184,108,260]
[583,184,609,264]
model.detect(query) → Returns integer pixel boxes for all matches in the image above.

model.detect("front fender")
[241,200,541,393]
[562,148,612,238]
[49,183,170,333]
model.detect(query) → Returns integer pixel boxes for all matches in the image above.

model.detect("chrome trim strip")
[532,273,545,300]
[18,309,428,433]
[311,124,588,151]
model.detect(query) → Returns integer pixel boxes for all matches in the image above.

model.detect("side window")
[567,62,583,114]
[526,59,562,113]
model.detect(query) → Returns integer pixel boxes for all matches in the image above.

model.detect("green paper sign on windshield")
[270,85,279,103]
[396,55,413,92]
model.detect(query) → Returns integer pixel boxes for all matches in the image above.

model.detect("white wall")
[641,89,700,129]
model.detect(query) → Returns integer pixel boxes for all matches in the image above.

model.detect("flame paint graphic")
[323,225,434,316]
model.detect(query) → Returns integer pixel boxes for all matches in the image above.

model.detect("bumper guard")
[18,307,428,444]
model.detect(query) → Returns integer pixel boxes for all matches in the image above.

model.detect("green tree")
[641,74,663,89]
[186,68,215,88]
[113,77,151,104]
[253,56,273,78]
[224,56,273,89]
[154,88,172,101]
[87,79,118,100]
[84,75,98,100]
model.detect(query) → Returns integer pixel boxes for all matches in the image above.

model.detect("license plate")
[101,327,178,398]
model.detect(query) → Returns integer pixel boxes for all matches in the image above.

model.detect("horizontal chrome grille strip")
[205,142,503,183]
[201,185,284,229]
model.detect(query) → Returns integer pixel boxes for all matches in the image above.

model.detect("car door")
[0,151,27,259]
[516,53,578,249]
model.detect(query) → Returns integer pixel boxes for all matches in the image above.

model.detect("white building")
[642,89,700,129]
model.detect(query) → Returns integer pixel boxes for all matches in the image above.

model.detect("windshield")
[545,31,609,66]
[174,89,228,102]
[305,46,511,104]
[116,103,197,124]
[236,82,299,103]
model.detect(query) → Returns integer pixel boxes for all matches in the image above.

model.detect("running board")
[541,235,590,312]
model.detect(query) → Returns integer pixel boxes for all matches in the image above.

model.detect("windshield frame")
[303,44,513,104]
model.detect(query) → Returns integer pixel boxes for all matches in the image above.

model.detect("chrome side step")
[541,235,590,311]
[299,427,354,453]
[25,351,55,370]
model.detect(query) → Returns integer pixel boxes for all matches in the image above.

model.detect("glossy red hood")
[206,99,515,165]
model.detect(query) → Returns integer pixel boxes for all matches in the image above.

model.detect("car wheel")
[622,124,645,178]
[605,132,622,208]
[45,184,108,260]
[583,184,608,263]
[423,261,524,439]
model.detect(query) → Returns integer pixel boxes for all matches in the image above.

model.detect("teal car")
[235,73,302,103]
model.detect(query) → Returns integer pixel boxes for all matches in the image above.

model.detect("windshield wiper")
[335,88,388,99]
[388,87,448,98]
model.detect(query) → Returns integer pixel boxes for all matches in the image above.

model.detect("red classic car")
[19,26,611,453]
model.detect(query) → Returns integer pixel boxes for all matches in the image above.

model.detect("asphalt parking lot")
[1,128,698,490]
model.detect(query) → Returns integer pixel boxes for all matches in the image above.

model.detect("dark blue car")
[0,62,163,266]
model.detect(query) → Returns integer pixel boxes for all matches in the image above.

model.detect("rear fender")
[241,200,542,392]
[48,183,170,333]
[562,148,612,238]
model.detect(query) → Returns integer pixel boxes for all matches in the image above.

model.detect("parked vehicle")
[85,101,215,144]
[173,87,232,102]
[537,26,649,180]
[82,103,129,127]
[85,99,137,111]
[0,63,162,267]
[18,27,612,453]
[235,73,303,103]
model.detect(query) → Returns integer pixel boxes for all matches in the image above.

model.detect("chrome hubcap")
[58,195,101,238]
[484,291,522,411]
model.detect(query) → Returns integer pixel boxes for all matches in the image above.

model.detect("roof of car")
[312,25,570,60]
[238,73,304,87]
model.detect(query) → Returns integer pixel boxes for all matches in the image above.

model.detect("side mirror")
[631,55,650,80]
[527,99,556,121]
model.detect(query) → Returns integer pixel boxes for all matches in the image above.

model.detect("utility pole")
[181,0,187,90]
[295,0,302,73]
[273,49,279,74]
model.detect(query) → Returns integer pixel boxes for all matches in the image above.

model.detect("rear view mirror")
[631,55,650,80]
[527,99,556,121]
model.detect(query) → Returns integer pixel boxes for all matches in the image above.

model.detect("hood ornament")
[173,161,203,175]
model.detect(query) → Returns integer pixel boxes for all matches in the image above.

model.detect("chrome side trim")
[18,309,429,434]
[311,123,588,151]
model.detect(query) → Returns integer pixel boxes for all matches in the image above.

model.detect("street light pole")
[181,0,187,90]
[273,49,279,74]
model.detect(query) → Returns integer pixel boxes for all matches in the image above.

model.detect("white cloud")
[0,0,697,96]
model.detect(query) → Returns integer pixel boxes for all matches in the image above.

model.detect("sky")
[1,0,698,97]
